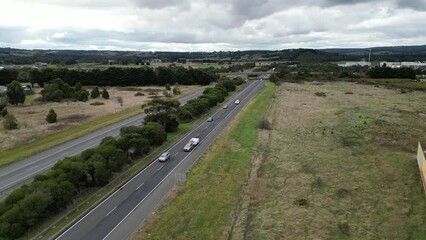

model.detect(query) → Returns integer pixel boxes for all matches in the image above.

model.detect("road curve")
[55,77,268,240]
[0,90,203,198]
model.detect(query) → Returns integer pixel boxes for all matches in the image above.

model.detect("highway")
[55,77,268,240]
[0,90,203,198]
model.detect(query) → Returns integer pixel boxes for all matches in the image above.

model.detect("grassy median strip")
[0,105,144,166]
[135,82,276,240]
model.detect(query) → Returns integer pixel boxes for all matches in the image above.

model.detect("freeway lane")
[56,77,268,240]
[0,90,203,198]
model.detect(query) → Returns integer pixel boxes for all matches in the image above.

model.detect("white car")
[184,142,194,152]
[158,152,171,162]
[190,138,200,146]
[235,99,240,105]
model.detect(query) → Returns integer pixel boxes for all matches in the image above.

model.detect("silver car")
[184,142,194,152]
[158,152,171,162]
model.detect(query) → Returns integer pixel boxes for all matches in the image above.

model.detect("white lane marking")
[157,166,163,172]
[196,133,200,137]
[105,206,117,217]
[102,81,265,240]
[174,152,179,157]
[136,182,145,190]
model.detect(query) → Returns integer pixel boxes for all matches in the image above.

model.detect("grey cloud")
[130,0,189,9]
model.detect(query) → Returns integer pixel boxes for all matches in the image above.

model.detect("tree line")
[368,66,416,79]
[0,77,243,239]
[0,66,218,87]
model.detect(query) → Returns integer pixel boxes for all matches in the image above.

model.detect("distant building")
[23,86,33,95]
[34,62,48,67]
[379,62,401,68]
[380,61,426,69]
[338,61,371,67]
[0,85,7,96]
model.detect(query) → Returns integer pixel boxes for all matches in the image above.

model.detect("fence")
[416,142,426,193]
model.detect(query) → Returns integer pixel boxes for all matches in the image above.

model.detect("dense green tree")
[177,107,193,123]
[76,89,89,102]
[120,125,144,135]
[102,88,110,99]
[143,98,180,132]
[141,122,167,145]
[0,108,7,117]
[165,83,171,91]
[6,81,25,105]
[46,109,57,123]
[91,87,100,98]
[100,136,118,147]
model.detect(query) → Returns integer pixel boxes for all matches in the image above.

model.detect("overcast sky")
[0,0,425,51]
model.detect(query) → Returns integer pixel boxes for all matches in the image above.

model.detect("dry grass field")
[0,85,200,151]
[230,81,426,239]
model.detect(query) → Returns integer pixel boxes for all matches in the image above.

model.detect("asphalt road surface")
[0,90,203,198]
[55,77,268,240]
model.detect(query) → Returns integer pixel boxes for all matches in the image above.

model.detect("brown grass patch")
[0,85,199,150]
[61,114,90,123]
[229,81,426,239]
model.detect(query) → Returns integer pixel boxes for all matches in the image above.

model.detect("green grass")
[0,105,143,166]
[24,94,36,104]
[137,83,276,240]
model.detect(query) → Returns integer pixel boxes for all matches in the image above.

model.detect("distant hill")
[0,45,425,65]
[322,45,426,61]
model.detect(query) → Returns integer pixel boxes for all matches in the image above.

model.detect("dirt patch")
[61,114,91,123]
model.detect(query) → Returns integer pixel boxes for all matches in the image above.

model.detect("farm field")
[230,81,426,239]
[134,81,426,240]
[0,85,201,151]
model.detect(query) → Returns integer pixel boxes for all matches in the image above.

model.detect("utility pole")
[368,49,371,62]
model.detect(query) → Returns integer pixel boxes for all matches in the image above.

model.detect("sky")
[0,0,425,51]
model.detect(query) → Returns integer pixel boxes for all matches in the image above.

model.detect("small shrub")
[338,222,350,235]
[294,198,308,206]
[256,118,271,130]
[344,91,354,94]
[173,86,181,95]
[3,113,18,129]
[102,88,110,99]
[90,101,105,106]
[117,96,124,106]
[134,92,145,96]
[336,188,351,198]
[45,109,57,123]
[90,87,100,98]
[314,92,327,97]
[163,89,171,98]
[311,176,324,188]
[400,89,407,94]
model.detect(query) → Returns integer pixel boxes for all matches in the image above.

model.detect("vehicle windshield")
[161,153,168,157]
